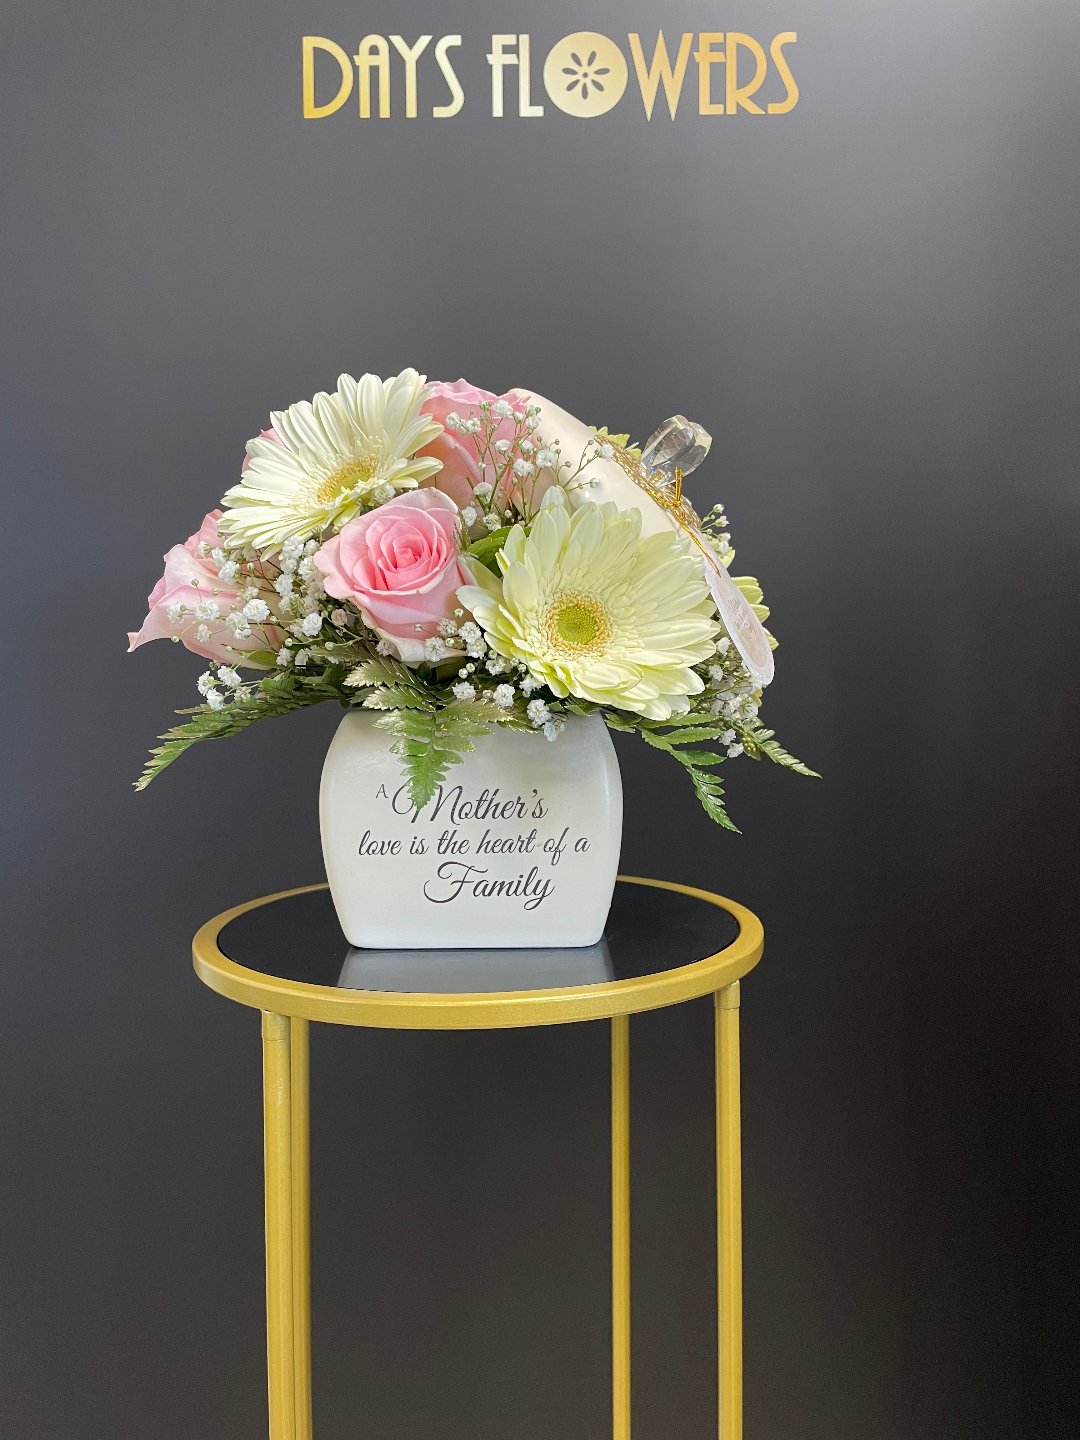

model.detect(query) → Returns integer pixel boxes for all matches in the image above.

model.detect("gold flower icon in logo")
[543,32,628,118]
[563,49,608,103]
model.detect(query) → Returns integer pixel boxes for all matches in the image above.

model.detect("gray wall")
[3,2,1077,1437]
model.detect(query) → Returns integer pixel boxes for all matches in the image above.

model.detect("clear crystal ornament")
[637,414,774,688]
[638,415,712,484]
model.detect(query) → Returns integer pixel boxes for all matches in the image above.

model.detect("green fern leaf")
[344,655,425,692]
[688,767,741,832]
[376,701,500,810]
[601,712,740,829]
[637,726,677,753]
[669,747,726,769]
[602,712,638,734]
[658,726,731,746]
[741,725,819,777]
[360,685,432,712]
[134,688,324,791]
[446,697,516,727]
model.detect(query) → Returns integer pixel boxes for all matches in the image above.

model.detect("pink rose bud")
[419,378,542,512]
[127,510,283,666]
[312,491,469,664]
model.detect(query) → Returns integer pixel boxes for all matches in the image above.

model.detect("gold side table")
[192,875,764,1440]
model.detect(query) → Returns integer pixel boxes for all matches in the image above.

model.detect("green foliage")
[685,765,740,830]
[467,526,513,573]
[360,685,432,711]
[136,607,815,827]
[598,709,636,733]
[740,723,820,777]
[290,664,350,696]
[376,699,505,811]
[347,659,538,804]
[591,427,639,455]
[604,712,741,832]
[452,696,525,726]
[344,655,436,712]
[134,685,331,791]
[344,655,426,693]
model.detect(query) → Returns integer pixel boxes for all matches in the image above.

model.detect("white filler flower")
[219,370,443,552]
[458,492,719,720]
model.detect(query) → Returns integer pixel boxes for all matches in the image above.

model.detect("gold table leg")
[259,994,741,1440]
[262,1011,312,1440]
[611,1014,631,1440]
[290,1018,313,1440]
[715,983,743,1440]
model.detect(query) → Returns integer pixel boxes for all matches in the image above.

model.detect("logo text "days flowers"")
[302,31,799,122]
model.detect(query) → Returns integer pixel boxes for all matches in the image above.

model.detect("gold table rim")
[192,875,763,1030]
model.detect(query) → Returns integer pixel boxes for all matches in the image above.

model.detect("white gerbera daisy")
[218,370,443,552]
[457,492,719,721]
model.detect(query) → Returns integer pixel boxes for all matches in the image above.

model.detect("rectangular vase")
[320,711,623,948]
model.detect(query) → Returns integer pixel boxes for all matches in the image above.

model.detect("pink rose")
[313,491,469,664]
[418,378,522,510]
[127,510,283,667]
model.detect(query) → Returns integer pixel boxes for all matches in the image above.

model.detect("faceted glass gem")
[639,415,713,483]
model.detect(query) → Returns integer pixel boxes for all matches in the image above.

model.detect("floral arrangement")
[129,371,814,828]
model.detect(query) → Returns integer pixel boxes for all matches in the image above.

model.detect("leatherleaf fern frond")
[344,654,436,714]
[376,698,520,811]
[344,655,428,694]
[740,722,820,777]
[134,680,335,791]
[359,685,432,711]
[602,711,741,832]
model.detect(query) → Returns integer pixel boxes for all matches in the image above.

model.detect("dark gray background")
[2,2,1077,1437]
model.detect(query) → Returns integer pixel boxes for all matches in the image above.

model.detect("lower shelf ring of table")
[192,874,764,1030]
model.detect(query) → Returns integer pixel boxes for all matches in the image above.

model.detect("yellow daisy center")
[314,455,378,506]
[544,592,612,656]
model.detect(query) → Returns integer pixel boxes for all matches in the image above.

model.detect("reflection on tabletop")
[337,937,615,993]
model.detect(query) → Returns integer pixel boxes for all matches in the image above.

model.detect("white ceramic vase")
[320,711,623,949]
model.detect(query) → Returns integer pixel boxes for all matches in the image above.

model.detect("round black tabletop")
[193,878,763,1030]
